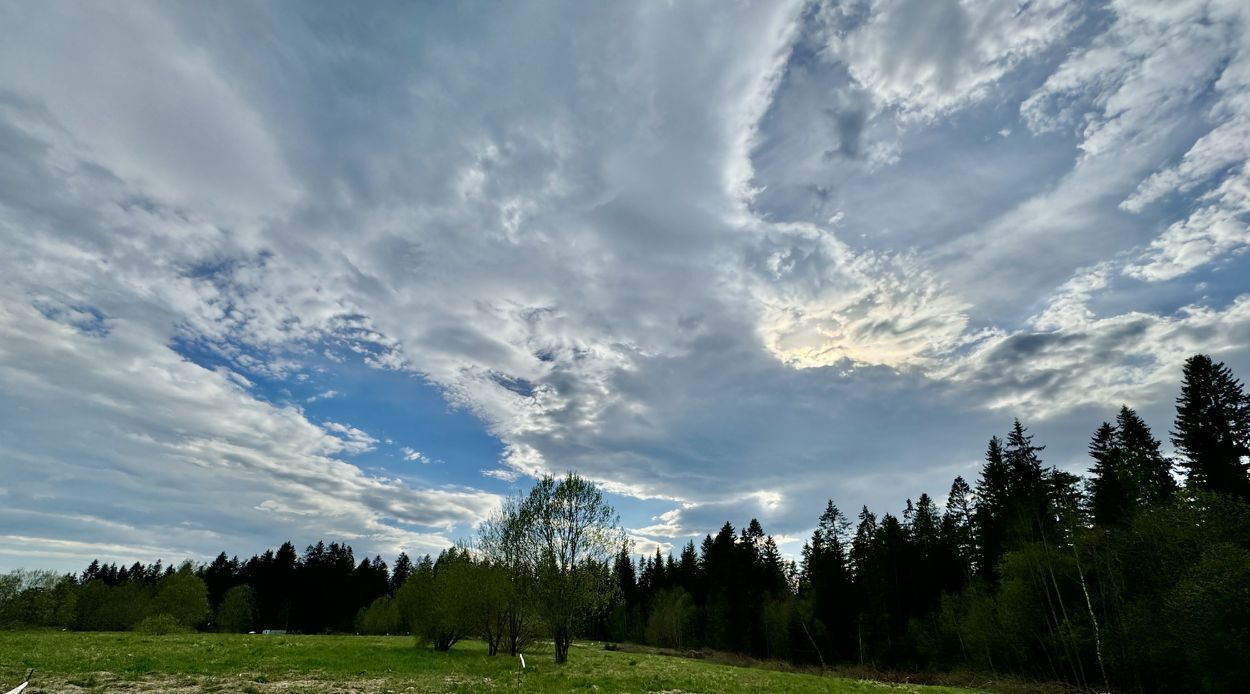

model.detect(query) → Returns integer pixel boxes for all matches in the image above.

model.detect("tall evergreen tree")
[974,436,1010,580]
[1172,354,1250,498]
[1089,407,1175,525]
[800,501,854,661]
[390,552,413,593]
[1088,421,1128,525]
[1004,419,1045,502]
[1115,406,1175,505]
[942,476,974,569]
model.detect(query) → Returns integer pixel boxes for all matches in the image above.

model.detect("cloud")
[745,222,971,369]
[2,0,1250,571]
[940,286,1250,417]
[0,300,498,565]
[837,0,1074,120]
[0,4,297,222]
[1021,0,1250,281]
[401,448,430,464]
[322,422,377,455]
[306,389,339,403]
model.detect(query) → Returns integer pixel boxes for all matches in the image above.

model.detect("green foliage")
[402,547,481,651]
[644,587,695,649]
[151,565,210,629]
[0,570,76,629]
[355,594,401,635]
[215,584,255,633]
[1163,543,1250,692]
[76,580,149,631]
[519,473,623,664]
[134,613,191,634]
[478,494,543,656]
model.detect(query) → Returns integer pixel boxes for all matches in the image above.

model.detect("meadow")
[0,631,983,693]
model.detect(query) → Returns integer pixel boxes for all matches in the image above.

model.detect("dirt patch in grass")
[27,672,511,694]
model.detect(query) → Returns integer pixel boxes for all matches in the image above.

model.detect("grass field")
[0,631,983,693]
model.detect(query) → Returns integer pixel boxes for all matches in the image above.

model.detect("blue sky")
[2,0,1250,571]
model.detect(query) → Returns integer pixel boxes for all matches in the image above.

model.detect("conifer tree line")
[3,354,1250,688]
[602,354,1250,692]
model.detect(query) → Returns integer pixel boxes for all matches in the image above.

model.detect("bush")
[355,595,401,635]
[151,565,210,629]
[645,588,695,649]
[134,613,190,634]
[215,585,255,633]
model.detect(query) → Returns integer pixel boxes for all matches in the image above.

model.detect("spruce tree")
[942,476,974,567]
[1088,421,1130,525]
[974,436,1010,580]
[1172,354,1250,498]
[390,552,413,593]
[1089,407,1176,525]
[1004,419,1045,501]
[1115,406,1175,505]
[803,501,854,659]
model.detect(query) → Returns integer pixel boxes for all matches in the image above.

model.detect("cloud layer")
[2,0,1249,567]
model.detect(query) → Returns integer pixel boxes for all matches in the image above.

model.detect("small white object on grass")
[4,669,31,694]
[519,653,526,669]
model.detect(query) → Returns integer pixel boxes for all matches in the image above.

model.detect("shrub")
[134,613,190,634]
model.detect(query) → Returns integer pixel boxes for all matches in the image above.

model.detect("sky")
[2,0,1249,572]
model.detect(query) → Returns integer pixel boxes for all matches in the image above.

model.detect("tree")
[801,500,853,662]
[405,547,480,651]
[1089,407,1175,525]
[974,436,1010,581]
[356,594,401,635]
[215,585,255,632]
[645,587,696,649]
[478,494,541,656]
[941,476,975,580]
[609,544,640,642]
[150,564,210,629]
[519,473,624,663]
[390,553,413,593]
[1088,421,1130,525]
[200,553,241,610]
[1005,419,1046,512]
[1173,354,1250,498]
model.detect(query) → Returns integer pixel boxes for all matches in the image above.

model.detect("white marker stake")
[4,682,27,694]
[519,653,526,669]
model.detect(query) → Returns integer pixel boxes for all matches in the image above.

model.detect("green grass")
[0,631,983,693]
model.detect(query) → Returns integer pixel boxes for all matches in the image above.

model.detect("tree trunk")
[553,625,571,664]
[799,615,826,669]
[508,611,522,656]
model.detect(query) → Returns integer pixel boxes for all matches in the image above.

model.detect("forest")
[3,353,1248,692]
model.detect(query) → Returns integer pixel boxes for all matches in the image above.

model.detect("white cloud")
[941,290,1250,417]
[838,0,1074,120]
[1021,0,1250,281]
[0,300,498,567]
[322,422,377,455]
[0,3,297,223]
[746,222,971,369]
[401,448,430,464]
[3,0,1250,569]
